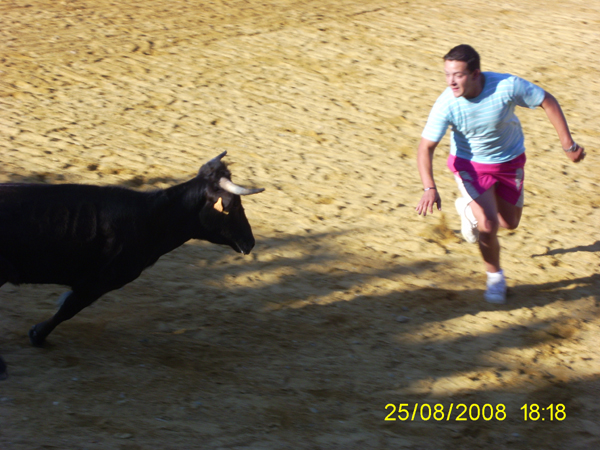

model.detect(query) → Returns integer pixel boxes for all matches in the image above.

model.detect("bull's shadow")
[148,229,444,306]
[173,231,598,320]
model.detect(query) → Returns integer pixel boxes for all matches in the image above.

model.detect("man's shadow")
[532,240,600,257]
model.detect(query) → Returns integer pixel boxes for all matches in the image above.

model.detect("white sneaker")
[484,272,507,304]
[455,197,479,244]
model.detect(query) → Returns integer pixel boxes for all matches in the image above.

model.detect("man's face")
[444,60,481,99]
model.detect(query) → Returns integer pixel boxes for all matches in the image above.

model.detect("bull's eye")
[213,197,229,215]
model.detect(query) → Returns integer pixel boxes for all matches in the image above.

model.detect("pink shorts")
[447,153,526,207]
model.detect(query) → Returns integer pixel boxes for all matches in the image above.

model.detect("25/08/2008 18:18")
[384,403,566,422]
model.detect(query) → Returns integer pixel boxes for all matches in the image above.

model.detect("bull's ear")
[213,197,229,214]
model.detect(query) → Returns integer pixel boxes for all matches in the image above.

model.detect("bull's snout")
[236,238,255,255]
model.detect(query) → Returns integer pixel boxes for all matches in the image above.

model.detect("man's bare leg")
[470,187,501,273]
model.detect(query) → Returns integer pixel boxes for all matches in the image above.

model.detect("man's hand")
[415,189,442,216]
[565,144,586,163]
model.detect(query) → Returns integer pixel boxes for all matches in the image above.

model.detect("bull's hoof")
[29,325,46,347]
[0,357,7,380]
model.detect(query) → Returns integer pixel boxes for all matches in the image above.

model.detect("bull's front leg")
[29,289,102,347]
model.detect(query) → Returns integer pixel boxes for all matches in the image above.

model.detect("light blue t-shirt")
[422,72,546,163]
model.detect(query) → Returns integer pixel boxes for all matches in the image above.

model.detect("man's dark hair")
[444,45,480,73]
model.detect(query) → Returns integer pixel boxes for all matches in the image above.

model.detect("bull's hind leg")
[29,290,102,347]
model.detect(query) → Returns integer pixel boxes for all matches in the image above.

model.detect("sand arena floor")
[1,0,599,449]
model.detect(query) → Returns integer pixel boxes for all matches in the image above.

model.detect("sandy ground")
[1,0,599,448]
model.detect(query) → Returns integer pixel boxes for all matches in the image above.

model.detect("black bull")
[0,152,263,379]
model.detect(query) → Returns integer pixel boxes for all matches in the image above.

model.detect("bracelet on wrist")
[564,142,579,153]
[423,187,436,191]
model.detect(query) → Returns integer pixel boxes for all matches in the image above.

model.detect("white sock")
[486,270,504,284]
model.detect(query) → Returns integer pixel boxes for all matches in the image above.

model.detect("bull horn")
[219,177,264,195]
[204,151,227,170]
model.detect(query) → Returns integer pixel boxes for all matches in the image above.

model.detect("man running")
[415,44,586,304]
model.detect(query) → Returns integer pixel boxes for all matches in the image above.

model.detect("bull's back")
[0,183,151,285]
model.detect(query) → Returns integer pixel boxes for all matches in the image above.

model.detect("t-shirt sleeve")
[512,76,546,109]
[421,94,450,143]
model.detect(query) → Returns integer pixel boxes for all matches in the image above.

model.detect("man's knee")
[499,211,522,230]
[478,216,499,234]
[502,217,521,230]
